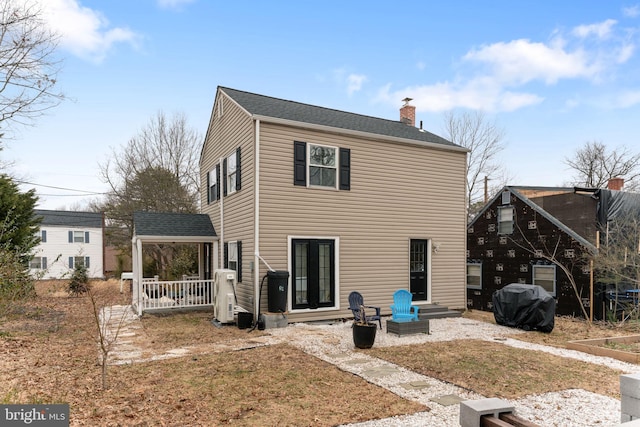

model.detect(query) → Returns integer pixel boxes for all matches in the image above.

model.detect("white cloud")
[156,0,196,10]
[35,0,140,63]
[611,90,640,108]
[623,5,640,18]
[375,80,543,113]
[376,16,635,113]
[572,19,617,39]
[463,38,598,85]
[347,74,367,95]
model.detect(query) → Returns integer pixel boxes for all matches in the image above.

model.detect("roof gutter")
[251,114,469,154]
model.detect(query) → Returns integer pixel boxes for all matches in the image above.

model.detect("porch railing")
[133,276,214,314]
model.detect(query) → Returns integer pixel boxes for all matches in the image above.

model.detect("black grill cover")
[492,283,555,333]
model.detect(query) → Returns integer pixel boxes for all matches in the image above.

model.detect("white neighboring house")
[31,210,105,279]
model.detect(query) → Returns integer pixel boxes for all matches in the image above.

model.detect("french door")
[292,239,335,309]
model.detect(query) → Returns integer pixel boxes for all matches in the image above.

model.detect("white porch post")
[135,237,143,315]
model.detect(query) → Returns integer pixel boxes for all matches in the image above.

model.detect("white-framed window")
[228,241,238,271]
[533,264,556,296]
[498,206,514,234]
[223,241,242,282]
[208,167,218,203]
[69,230,89,243]
[501,190,511,205]
[30,256,47,269]
[69,256,90,269]
[227,152,238,194]
[466,262,482,289]
[309,144,337,188]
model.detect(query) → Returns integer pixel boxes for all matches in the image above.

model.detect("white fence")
[133,276,214,314]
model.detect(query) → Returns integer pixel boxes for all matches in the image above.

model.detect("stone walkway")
[101,306,626,426]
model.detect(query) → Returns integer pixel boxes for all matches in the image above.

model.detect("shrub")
[68,262,90,296]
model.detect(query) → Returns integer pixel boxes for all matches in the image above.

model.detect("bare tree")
[99,111,201,207]
[87,287,129,390]
[0,0,64,139]
[508,216,593,323]
[593,214,640,322]
[95,111,201,276]
[443,111,508,220]
[565,141,640,192]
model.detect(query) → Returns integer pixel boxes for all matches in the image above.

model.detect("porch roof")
[132,211,217,243]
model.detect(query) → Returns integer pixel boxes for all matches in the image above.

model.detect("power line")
[16,179,107,195]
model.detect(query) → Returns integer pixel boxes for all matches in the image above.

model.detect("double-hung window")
[224,241,242,282]
[466,262,482,289]
[227,152,238,194]
[498,206,514,235]
[30,257,47,269]
[207,166,219,203]
[533,264,556,296]
[309,144,337,188]
[69,256,90,269]
[222,148,241,196]
[294,141,350,190]
[291,238,336,310]
[69,231,90,243]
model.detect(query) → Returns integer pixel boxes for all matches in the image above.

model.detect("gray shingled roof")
[35,209,103,228]
[220,87,459,147]
[133,211,216,237]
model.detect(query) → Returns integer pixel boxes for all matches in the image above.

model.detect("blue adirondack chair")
[390,289,419,321]
[348,291,382,329]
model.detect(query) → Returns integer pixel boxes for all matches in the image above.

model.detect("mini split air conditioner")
[213,269,237,323]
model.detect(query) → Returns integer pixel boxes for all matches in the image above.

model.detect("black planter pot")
[352,323,377,349]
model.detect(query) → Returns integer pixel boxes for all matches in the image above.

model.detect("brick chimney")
[400,98,415,126]
[607,177,624,190]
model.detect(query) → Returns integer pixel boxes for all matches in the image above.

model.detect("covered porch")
[131,211,219,316]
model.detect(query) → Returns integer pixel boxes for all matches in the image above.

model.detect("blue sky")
[7,0,640,210]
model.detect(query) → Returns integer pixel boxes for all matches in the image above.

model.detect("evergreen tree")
[0,174,40,261]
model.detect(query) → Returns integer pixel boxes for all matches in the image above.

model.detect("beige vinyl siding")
[200,93,255,310]
[257,122,467,322]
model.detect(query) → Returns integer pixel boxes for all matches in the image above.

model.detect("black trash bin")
[267,270,289,313]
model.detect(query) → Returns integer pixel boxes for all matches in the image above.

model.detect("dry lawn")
[1,282,637,426]
[0,280,423,426]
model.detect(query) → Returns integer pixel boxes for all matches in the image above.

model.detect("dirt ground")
[0,280,422,426]
[1,280,637,426]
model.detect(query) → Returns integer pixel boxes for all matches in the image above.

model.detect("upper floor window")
[207,166,220,203]
[40,230,47,243]
[223,148,241,196]
[227,152,238,194]
[309,144,337,188]
[498,206,514,235]
[293,141,350,190]
[69,231,90,243]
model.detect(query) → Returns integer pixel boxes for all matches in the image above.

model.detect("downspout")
[219,156,224,269]
[253,120,277,318]
[254,119,261,318]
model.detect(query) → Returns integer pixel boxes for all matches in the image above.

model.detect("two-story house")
[200,87,469,323]
[32,210,104,279]
[466,179,640,320]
